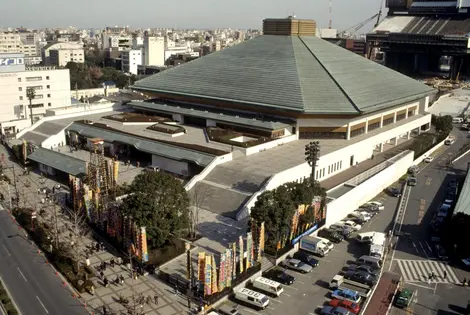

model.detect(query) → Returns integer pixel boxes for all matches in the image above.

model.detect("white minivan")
[453,117,464,123]
[252,276,284,297]
[235,288,270,310]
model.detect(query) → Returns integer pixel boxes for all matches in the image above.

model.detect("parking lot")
[219,191,401,315]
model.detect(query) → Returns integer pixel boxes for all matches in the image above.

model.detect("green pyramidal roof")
[133,35,434,114]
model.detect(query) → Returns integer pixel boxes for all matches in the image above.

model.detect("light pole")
[305,141,320,181]
[26,87,35,126]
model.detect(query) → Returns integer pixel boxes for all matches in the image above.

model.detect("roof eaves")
[359,90,435,113]
[298,36,361,114]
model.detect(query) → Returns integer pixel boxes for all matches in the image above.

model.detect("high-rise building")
[143,36,165,67]
[49,48,85,66]
[0,32,40,62]
[0,53,72,134]
[121,50,142,75]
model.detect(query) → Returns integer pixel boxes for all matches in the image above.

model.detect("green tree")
[411,133,436,157]
[120,171,189,249]
[434,115,453,134]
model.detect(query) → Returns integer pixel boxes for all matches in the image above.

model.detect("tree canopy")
[250,178,326,250]
[433,114,453,135]
[120,171,189,249]
[65,62,137,90]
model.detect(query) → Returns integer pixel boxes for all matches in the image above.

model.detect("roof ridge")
[298,36,361,114]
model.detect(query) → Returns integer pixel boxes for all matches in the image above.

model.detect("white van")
[357,255,382,269]
[234,288,270,310]
[356,232,375,244]
[316,237,334,250]
[453,117,463,123]
[252,276,284,297]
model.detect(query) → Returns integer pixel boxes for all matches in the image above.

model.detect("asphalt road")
[0,209,88,315]
[388,126,470,315]
[221,192,401,315]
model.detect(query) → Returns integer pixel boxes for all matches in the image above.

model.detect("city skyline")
[1,0,384,31]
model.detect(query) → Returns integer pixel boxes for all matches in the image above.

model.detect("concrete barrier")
[412,136,449,166]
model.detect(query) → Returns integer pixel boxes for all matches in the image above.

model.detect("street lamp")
[305,141,320,181]
[26,87,35,126]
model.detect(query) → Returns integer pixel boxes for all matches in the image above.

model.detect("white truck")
[370,232,386,259]
[329,275,372,298]
[299,236,330,257]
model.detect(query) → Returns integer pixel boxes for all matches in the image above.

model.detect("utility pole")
[305,141,320,181]
[26,87,36,126]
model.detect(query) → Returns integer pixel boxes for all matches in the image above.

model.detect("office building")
[122,50,142,75]
[143,36,165,67]
[49,48,85,67]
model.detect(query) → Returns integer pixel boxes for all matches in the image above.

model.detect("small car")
[424,156,434,163]
[434,244,448,260]
[408,177,417,186]
[331,289,361,303]
[353,210,373,220]
[263,269,295,285]
[341,220,362,231]
[282,258,313,273]
[448,179,458,189]
[330,224,354,237]
[408,165,419,175]
[364,201,385,211]
[293,251,320,267]
[328,299,360,314]
[348,264,379,276]
[444,138,455,145]
[387,187,401,197]
[319,306,353,315]
[317,228,344,243]
[344,270,377,286]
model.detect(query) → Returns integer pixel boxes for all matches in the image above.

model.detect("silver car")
[282,258,313,273]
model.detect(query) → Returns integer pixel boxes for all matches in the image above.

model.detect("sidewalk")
[0,144,191,315]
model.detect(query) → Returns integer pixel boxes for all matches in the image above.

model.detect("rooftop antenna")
[329,0,332,29]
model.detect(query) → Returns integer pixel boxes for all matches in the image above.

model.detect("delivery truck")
[299,236,330,257]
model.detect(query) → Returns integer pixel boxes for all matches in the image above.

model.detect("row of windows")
[299,132,346,139]
[368,122,380,132]
[19,94,51,100]
[350,127,365,138]
[396,113,406,121]
[18,76,50,83]
[18,85,50,92]
[316,160,343,180]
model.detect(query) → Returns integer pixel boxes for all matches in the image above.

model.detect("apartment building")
[121,50,142,75]
[0,53,71,134]
[49,48,85,66]
[0,32,40,64]
[143,36,165,67]
[41,42,83,66]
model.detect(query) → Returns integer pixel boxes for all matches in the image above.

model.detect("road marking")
[411,241,419,254]
[36,296,49,313]
[418,199,425,224]
[283,293,291,297]
[267,306,275,310]
[404,282,435,291]
[425,178,432,186]
[270,298,283,303]
[2,245,11,256]
[419,241,429,259]
[17,267,27,282]
[395,259,460,283]
[296,280,305,284]
[283,285,299,290]
[389,186,412,271]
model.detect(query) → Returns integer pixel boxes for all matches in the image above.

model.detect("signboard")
[291,224,319,245]
[246,232,252,269]
[239,236,244,273]
[204,254,212,296]
[0,58,24,66]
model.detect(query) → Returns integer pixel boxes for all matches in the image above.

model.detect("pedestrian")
[154,294,159,305]
[443,270,447,279]
[85,257,90,267]
[103,277,108,287]
[100,241,104,251]
[136,161,140,168]
[100,271,104,279]
[463,277,467,286]
[90,284,95,295]
[431,271,436,280]
[146,295,151,305]
[37,188,40,195]
[115,276,120,285]
[428,272,432,281]
[95,242,100,251]
[110,258,115,268]
[120,274,124,284]
[102,305,107,315]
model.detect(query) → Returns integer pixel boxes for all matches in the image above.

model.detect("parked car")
[319,306,353,315]
[293,251,320,267]
[282,259,313,273]
[263,269,295,285]
[408,177,417,186]
[330,224,354,237]
[461,257,470,270]
[353,210,373,220]
[364,201,385,211]
[448,178,458,189]
[444,138,455,145]
[328,299,360,314]
[318,229,344,243]
[424,156,434,163]
[347,212,368,223]
[434,244,448,260]
[346,217,365,225]
[347,264,379,277]
[344,271,377,286]
[387,187,401,197]
[341,220,362,231]
[331,289,361,303]
[217,305,242,315]
[408,165,419,175]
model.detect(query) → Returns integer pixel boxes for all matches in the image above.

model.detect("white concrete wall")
[184,152,233,191]
[41,129,66,148]
[412,136,449,165]
[325,151,414,227]
[245,134,297,156]
[151,155,189,176]
[70,87,119,99]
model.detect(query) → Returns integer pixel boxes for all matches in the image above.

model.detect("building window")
[316,170,319,179]
[46,76,50,80]
[34,95,43,99]
[48,103,51,107]
[17,78,21,82]
[408,109,415,117]
[340,160,342,169]
[350,127,365,138]
[328,165,331,174]
[383,117,394,127]
[396,113,406,121]
[299,131,346,139]
[19,96,23,100]
[368,122,380,132]
[28,85,43,90]
[31,103,44,108]
[46,85,50,89]
[26,76,42,82]
[18,87,22,91]
[47,94,51,97]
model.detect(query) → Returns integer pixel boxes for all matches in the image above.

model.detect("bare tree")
[188,185,210,239]
[64,205,90,271]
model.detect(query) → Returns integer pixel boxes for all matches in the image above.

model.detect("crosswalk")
[396,259,460,284]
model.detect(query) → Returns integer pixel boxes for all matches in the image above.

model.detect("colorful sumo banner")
[204,254,212,296]
[239,235,244,273]
[246,232,252,270]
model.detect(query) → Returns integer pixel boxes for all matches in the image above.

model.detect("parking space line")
[241,308,259,315]
[283,293,291,297]
[270,298,283,303]
[284,285,299,290]
[297,280,306,284]
[267,306,276,310]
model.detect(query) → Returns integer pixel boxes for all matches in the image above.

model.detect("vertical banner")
[218,253,226,292]
[113,160,119,184]
[197,252,206,287]
[246,232,252,270]
[259,222,265,261]
[185,242,191,280]
[225,248,232,287]
[239,236,244,273]
[232,242,237,280]
[140,227,149,262]
[204,254,212,296]
[210,255,218,294]
[251,220,258,262]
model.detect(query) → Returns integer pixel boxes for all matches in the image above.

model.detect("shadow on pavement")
[448,304,467,314]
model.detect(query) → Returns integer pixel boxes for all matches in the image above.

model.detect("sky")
[1,0,384,32]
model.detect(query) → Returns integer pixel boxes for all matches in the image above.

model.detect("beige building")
[41,42,83,65]
[143,36,165,67]
[49,48,85,66]
[0,32,39,59]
